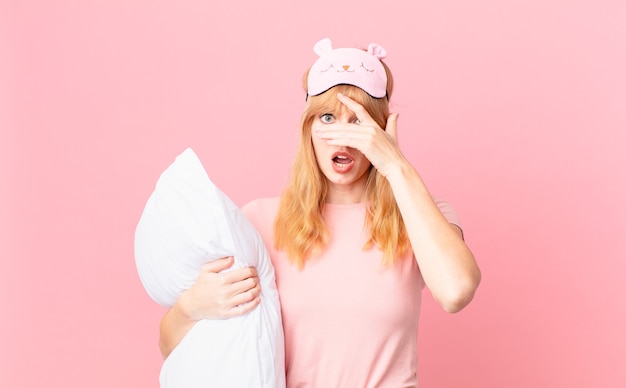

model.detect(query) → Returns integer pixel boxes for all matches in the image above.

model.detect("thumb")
[202,256,235,273]
[385,113,399,141]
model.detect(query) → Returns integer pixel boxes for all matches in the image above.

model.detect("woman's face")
[310,108,371,202]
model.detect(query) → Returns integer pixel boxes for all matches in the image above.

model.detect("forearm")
[159,295,197,358]
[385,160,481,313]
[158,258,262,358]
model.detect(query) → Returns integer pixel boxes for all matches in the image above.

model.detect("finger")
[227,273,259,296]
[221,266,258,285]
[315,122,374,138]
[319,130,376,152]
[386,113,399,140]
[319,133,364,149]
[230,282,261,306]
[223,296,261,318]
[337,93,374,124]
[201,256,235,273]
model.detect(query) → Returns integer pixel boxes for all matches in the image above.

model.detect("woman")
[159,38,481,387]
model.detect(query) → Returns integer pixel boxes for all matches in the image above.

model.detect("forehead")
[307,85,370,115]
[311,101,358,120]
[330,105,357,118]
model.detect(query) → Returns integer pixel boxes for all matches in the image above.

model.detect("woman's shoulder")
[242,196,280,212]
[242,196,281,223]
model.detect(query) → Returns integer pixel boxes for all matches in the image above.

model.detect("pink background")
[2,1,625,387]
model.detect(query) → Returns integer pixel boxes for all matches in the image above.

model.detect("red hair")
[274,61,409,268]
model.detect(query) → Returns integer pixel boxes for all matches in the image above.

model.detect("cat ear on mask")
[313,38,333,57]
[367,43,387,60]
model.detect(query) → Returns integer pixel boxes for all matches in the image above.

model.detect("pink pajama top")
[243,197,461,388]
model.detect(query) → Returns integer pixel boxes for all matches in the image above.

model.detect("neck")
[324,181,366,204]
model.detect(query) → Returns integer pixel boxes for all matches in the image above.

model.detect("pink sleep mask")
[307,38,388,98]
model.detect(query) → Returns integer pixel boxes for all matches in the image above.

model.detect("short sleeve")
[433,197,464,237]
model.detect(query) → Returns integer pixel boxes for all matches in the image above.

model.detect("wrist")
[383,158,414,182]
[175,289,199,322]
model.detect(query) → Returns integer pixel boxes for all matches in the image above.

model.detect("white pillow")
[134,148,285,388]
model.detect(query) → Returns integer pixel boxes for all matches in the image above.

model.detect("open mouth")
[333,153,353,166]
[331,152,355,173]
[333,155,352,166]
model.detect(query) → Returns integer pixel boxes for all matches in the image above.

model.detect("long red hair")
[274,61,410,268]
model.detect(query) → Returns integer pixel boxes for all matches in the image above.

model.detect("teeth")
[334,159,349,166]
[334,155,351,166]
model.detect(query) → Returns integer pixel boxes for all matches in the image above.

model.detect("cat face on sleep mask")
[307,38,388,99]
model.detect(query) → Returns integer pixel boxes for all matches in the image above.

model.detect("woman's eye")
[353,118,361,125]
[320,114,334,123]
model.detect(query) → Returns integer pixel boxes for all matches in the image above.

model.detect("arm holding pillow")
[136,148,284,388]
[159,257,262,358]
